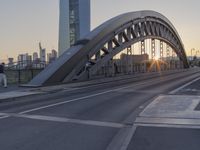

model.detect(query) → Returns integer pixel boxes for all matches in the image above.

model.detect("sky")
[0,0,200,62]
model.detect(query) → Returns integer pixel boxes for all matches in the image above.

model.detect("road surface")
[0,69,200,150]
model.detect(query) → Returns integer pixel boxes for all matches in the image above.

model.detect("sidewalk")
[0,84,41,100]
[127,76,200,150]
[0,84,23,93]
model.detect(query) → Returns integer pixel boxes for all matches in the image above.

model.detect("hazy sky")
[0,0,200,62]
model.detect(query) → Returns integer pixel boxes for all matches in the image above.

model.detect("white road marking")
[135,94,200,130]
[0,76,170,120]
[0,112,124,128]
[19,73,197,115]
[0,71,195,121]
[169,76,200,94]
[19,90,121,114]
[106,125,137,150]
[19,79,158,114]
[135,123,200,129]
[0,116,9,119]
[119,126,137,150]
[136,117,200,126]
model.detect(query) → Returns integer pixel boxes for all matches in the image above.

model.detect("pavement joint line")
[169,76,200,94]
[0,112,124,128]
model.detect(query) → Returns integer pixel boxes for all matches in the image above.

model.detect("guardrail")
[5,61,46,84]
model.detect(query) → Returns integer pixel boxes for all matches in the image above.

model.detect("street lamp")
[196,50,199,58]
[191,48,195,60]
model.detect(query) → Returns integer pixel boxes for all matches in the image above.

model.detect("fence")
[5,61,46,84]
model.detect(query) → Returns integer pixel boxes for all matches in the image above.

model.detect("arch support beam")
[27,11,189,86]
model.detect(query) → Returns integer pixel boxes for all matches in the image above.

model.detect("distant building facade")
[51,49,58,59]
[120,54,149,63]
[33,52,38,61]
[7,58,14,67]
[17,53,32,68]
[58,0,90,56]
[47,49,58,63]
[39,42,46,64]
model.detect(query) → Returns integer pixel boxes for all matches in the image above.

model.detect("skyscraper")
[58,0,90,56]
[47,49,58,63]
[39,42,46,64]
[33,52,38,61]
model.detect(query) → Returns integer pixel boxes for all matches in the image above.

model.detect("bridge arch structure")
[28,10,189,86]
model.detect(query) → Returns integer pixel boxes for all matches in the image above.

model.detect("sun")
[154,56,159,60]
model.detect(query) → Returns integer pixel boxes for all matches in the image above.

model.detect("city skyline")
[0,0,200,62]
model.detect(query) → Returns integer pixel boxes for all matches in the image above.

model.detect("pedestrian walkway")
[127,77,200,150]
[0,84,22,93]
[135,95,200,126]
[126,95,200,150]
[0,84,41,100]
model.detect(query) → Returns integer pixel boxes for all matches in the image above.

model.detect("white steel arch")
[28,10,189,86]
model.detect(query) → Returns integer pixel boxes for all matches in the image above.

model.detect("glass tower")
[58,0,90,56]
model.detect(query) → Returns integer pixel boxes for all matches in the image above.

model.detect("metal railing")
[5,61,46,84]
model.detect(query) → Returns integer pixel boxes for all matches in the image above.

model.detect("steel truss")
[28,11,189,86]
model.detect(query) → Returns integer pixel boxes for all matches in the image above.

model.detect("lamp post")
[196,50,199,58]
[196,50,199,67]
[191,48,195,60]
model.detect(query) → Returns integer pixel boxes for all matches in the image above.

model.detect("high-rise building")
[47,53,52,63]
[33,52,38,61]
[33,52,40,65]
[39,42,46,64]
[47,49,58,63]
[18,53,32,68]
[58,0,90,56]
[18,53,28,63]
[7,58,14,67]
[51,49,58,59]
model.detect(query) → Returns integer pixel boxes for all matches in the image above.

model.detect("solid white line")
[19,90,115,114]
[136,117,200,126]
[169,76,200,94]
[19,79,157,114]
[19,72,187,115]
[1,113,124,128]
[135,123,200,129]
[106,125,137,150]
[120,126,137,150]
[0,116,9,119]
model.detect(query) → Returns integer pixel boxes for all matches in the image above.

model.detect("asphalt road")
[0,68,200,150]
